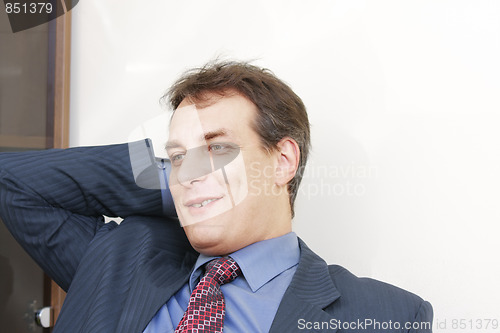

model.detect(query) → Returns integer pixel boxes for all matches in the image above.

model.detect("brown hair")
[163,60,310,217]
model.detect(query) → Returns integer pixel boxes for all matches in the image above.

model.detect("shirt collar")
[189,232,300,293]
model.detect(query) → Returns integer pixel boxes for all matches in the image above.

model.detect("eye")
[209,143,225,152]
[170,153,185,165]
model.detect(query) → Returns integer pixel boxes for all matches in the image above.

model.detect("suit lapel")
[115,250,197,333]
[269,238,340,333]
[114,236,338,332]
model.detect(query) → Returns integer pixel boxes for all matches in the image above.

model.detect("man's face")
[167,92,290,255]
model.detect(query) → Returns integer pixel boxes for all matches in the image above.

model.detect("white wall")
[70,1,500,331]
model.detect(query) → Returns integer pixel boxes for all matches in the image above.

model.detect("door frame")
[45,10,72,329]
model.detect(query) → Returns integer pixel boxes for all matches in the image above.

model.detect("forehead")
[169,92,258,140]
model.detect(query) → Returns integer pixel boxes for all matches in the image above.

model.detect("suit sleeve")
[0,140,175,291]
[409,300,433,333]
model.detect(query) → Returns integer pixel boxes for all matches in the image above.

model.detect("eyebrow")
[165,129,231,151]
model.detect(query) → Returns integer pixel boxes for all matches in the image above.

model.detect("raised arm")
[0,140,174,290]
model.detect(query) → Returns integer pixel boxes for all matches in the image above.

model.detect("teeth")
[191,198,218,208]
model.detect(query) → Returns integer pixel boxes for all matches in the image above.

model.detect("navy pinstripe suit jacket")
[0,141,433,332]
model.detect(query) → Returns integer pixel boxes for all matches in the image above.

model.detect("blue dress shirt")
[144,232,300,333]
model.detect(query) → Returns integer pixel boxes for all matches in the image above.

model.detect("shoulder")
[327,264,426,308]
[296,239,432,330]
[326,264,433,329]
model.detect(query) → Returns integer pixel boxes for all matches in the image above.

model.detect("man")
[0,61,432,332]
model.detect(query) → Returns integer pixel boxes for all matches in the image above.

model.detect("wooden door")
[0,7,71,331]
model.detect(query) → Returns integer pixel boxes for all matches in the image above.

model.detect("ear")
[274,137,300,186]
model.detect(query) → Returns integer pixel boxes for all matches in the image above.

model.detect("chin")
[189,238,229,256]
[183,221,228,255]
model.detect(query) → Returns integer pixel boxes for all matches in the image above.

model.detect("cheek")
[169,183,182,208]
[224,154,249,206]
[246,158,276,198]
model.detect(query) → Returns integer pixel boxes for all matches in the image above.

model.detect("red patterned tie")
[175,257,241,333]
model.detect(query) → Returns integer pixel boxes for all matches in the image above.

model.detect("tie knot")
[205,257,241,286]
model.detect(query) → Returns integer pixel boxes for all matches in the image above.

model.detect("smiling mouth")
[186,197,223,208]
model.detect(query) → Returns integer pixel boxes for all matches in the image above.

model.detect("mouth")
[179,195,228,223]
[184,196,223,208]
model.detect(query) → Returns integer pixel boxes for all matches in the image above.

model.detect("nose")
[175,146,213,186]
